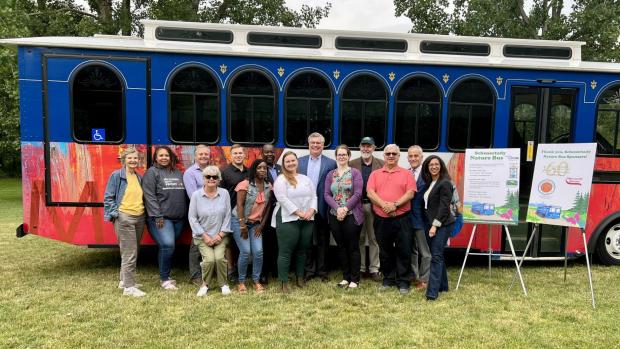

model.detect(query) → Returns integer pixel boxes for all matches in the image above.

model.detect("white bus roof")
[1,19,619,73]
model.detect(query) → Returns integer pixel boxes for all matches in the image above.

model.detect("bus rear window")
[503,45,571,59]
[155,27,233,44]
[420,41,490,56]
[335,37,407,52]
[247,32,322,48]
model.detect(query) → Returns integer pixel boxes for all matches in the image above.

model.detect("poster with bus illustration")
[463,148,520,225]
[526,143,597,228]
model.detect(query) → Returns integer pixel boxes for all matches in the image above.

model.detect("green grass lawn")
[1,178,618,348]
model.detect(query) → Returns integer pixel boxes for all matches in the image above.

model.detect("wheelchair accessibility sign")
[91,129,106,142]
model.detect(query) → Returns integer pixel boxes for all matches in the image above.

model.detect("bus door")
[43,54,148,207]
[506,86,577,257]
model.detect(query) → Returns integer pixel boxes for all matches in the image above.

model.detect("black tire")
[595,222,620,265]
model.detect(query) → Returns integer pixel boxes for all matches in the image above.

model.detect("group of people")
[103,133,457,301]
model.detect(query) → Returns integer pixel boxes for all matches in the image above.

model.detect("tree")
[394,0,620,62]
[148,0,332,28]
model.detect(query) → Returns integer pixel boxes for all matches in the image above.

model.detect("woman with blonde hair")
[272,151,317,293]
[104,147,146,297]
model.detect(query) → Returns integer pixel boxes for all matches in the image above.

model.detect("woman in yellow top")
[104,147,146,297]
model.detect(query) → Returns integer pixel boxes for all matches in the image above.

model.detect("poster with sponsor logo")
[526,143,597,228]
[463,148,520,225]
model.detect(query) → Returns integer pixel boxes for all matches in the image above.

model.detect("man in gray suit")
[298,132,337,281]
[349,137,384,282]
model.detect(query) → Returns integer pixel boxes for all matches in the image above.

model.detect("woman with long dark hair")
[232,158,272,293]
[421,155,455,301]
[142,145,187,290]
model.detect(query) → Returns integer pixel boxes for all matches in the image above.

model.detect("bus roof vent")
[247,32,322,48]
[155,27,233,44]
[503,45,572,59]
[420,41,490,56]
[335,37,408,52]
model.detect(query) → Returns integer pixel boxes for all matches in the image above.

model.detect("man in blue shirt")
[408,145,430,289]
[298,132,336,281]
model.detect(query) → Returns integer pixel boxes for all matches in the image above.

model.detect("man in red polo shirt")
[367,144,416,294]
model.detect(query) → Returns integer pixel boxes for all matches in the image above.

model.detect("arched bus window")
[72,64,124,143]
[596,84,620,156]
[447,78,494,150]
[285,72,333,147]
[340,74,387,148]
[229,70,276,144]
[394,76,441,150]
[169,66,219,143]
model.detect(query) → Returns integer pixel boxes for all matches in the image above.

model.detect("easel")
[509,224,596,309]
[456,223,527,295]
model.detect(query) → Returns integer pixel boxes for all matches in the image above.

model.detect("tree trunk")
[121,0,131,35]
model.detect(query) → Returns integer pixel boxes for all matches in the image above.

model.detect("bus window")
[285,72,333,147]
[340,74,387,148]
[447,79,494,150]
[596,85,620,155]
[394,76,441,150]
[169,67,219,144]
[547,91,574,143]
[229,70,276,144]
[72,64,124,143]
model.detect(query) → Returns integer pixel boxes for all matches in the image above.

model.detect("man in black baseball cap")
[349,136,384,281]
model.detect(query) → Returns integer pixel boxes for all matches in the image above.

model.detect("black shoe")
[259,276,269,285]
[369,272,382,282]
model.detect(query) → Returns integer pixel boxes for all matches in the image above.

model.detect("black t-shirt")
[220,164,248,209]
[361,162,373,200]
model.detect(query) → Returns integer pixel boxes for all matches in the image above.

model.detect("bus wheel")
[596,222,620,265]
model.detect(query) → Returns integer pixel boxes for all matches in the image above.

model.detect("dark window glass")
[395,77,441,150]
[169,67,219,143]
[596,85,620,155]
[155,27,233,44]
[285,73,333,147]
[448,79,494,150]
[340,75,387,148]
[247,32,321,48]
[229,71,276,144]
[546,93,574,144]
[420,41,490,56]
[72,65,124,143]
[504,45,571,59]
[336,37,407,52]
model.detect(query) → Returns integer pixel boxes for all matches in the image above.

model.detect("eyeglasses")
[384,152,399,157]
[204,175,219,180]
[336,154,349,158]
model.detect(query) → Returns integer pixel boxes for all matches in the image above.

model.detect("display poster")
[526,143,597,228]
[463,148,520,225]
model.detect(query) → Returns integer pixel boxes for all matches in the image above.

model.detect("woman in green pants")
[271,151,317,293]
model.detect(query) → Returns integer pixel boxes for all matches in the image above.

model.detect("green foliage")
[394,0,620,62]
[147,0,331,28]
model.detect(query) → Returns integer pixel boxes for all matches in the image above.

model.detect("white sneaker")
[221,285,231,295]
[161,280,178,290]
[337,280,349,288]
[123,287,146,297]
[119,281,143,289]
[196,285,209,297]
[348,282,359,289]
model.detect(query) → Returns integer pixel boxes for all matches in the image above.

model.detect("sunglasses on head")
[384,152,399,157]
[204,175,219,180]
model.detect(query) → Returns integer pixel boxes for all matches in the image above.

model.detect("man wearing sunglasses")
[366,144,416,294]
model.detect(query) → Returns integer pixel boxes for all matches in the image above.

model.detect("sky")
[286,0,576,33]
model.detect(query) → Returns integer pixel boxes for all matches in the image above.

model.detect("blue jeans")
[147,218,184,281]
[426,223,452,300]
[231,219,263,283]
